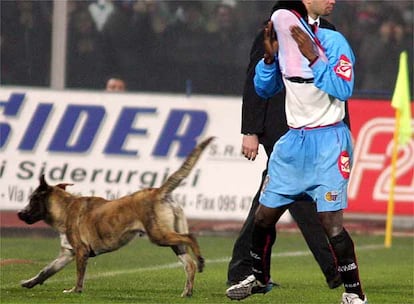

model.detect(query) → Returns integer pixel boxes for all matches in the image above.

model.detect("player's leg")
[226,130,301,300]
[249,129,300,285]
[319,211,366,302]
[226,204,286,300]
[311,124,366,303]
[227,169,268,285]
[251,204,286,283]
[288,199,341,288]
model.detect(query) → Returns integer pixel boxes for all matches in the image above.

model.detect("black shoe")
[327,274,342,289]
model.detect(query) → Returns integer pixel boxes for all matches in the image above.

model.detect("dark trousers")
[227,168,338,284]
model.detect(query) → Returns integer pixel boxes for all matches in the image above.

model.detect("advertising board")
[1,89,413,220]
[0,88,269,221]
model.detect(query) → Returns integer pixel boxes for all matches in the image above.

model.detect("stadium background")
[1,0,413,235]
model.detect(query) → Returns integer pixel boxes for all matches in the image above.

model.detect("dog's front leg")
[64,246,89,293]
[21,247,74,288]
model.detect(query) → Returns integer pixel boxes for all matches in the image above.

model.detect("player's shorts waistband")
[289,121,343,132]
[286,76,314,83]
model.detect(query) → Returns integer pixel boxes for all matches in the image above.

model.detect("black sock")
[329,229,364,299]
[250,223,276,284]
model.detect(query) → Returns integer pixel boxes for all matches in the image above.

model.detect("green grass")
[1,232,413,303]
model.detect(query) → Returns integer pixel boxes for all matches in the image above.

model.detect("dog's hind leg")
[151,231,205,273]
[172,246,196,297]
[172,204,206,272]
[173,204,189,234]
[170,208,197,297]
[185,233,205,273]
[21,234,74,288]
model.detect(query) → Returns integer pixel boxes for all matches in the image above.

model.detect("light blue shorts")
[259,122,353,212]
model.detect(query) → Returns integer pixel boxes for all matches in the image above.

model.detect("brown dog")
[17,137,214,297]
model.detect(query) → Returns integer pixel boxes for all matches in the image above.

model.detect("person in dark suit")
[226,4,350,290]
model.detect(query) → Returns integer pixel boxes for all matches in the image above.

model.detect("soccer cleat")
[226,274,272,301]
[341,292,368,304]
[227,276,280,287]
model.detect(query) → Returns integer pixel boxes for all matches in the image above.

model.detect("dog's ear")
[39,174,48,188]
[56,183,73,190]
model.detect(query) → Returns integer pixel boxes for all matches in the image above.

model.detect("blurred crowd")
[1,0,413,98]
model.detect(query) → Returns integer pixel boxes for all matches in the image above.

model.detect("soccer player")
[227,3,345,290]
[226,1,367,303]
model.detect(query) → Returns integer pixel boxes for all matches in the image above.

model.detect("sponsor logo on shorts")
[334,54,352,81]
[338,151,350,179]
[325,191,340,202]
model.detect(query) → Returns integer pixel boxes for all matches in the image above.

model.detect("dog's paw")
[63,287,82,293]
[21,279,38,289]
[181,290,193,298]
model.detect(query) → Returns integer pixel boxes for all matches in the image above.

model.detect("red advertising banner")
[347,99,414,215]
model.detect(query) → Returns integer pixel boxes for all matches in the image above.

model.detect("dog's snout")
[17,210,27,221]
[17,210,33,224]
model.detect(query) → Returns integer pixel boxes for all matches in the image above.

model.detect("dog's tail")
[158,137,214,197]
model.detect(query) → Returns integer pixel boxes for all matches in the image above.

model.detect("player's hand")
[242,134,259,161]
[263,21,278,64]
[290,25,318,62]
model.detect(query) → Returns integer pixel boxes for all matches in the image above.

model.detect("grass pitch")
[1,231,413,303]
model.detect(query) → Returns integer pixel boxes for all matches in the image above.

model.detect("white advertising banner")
[1,87,291,222]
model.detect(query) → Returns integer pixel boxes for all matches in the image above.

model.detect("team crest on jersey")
[338,151,350,179]
[334,55,352,81]
[325,191,339,202]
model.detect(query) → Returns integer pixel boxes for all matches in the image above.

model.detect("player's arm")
[253,21,284,99]
[310,31,355,101]
[290,25,355,101]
